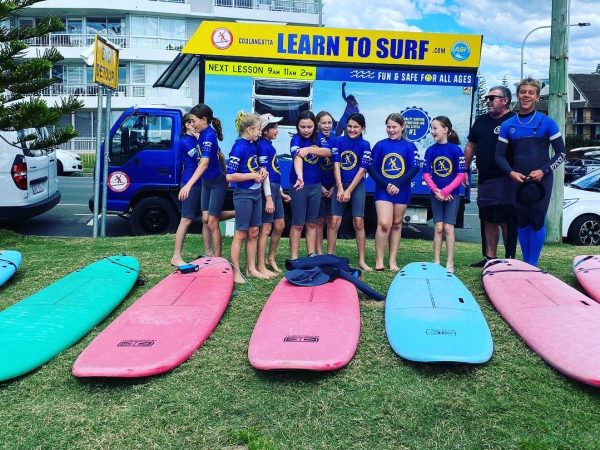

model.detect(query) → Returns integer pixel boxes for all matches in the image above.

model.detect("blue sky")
[323,0,599,88]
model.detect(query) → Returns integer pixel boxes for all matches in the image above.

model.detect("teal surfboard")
[385,262,493,364]
[0,250,22,287]
[0,255,139,381]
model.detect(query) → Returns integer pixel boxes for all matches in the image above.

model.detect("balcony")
[40,83,190,99]
[27,33,186,51]
[214,0,321,14]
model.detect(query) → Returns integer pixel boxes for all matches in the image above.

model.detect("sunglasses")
[484,95,506,102]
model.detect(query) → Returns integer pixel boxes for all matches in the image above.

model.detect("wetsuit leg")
[528,223,546,267]
[518,225,531,263]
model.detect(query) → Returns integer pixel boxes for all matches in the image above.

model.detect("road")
[3,175,483,243]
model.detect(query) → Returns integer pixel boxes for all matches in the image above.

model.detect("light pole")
[520,22,590,80]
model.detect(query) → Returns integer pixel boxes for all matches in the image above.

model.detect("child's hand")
[265,197,275,214]
[293,177,304,191]
[281,192,291,203]
[387,183,399,195]
[178,184,191,201]
[297,148,310,158]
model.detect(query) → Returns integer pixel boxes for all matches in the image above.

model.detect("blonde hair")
[517,77,543,95]
[234,111,260,135]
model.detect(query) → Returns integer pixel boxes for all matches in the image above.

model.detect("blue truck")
[93,22,481,236]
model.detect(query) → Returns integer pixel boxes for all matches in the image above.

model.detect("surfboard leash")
[482,268,546,277]
[226,261,254,296]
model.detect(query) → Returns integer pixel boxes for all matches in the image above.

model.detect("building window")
[573,88,580,101]
[130,16,186,49]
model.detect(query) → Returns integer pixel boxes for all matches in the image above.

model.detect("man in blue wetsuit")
[495,78,565,267]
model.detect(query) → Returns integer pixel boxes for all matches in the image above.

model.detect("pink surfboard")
[73,257,233,378]
[574,255,600,303]
[483,259,600,387]
[248,277,360,371]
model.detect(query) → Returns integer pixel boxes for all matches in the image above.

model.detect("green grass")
[1,229,600,449]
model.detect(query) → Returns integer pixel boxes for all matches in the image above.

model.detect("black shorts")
[479,204,513,224]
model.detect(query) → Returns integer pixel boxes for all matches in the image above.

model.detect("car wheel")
[568,214,600,246]
[130,197,179,236]
[57,160,64,176]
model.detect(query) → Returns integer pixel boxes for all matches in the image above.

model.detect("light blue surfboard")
[0,250,22,287]
[385,262,493,364]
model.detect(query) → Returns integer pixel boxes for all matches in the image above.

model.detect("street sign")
[93,35,119,89]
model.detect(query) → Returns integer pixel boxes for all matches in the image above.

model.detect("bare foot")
[234,274,246,284]
[267,259,281,273]
[446,266,455,273]
[171,257,185,267]
[359,262,373,272]
[248,269,269,280]
[389,265,400,272]
[258,268,277,279]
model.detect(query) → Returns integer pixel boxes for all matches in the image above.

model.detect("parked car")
[564,158,600,182]
[563,169,600,245]
[0,128,61,221]
[55,149,82,175]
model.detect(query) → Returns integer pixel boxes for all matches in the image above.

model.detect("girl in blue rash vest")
[180,103,232,258]
[256,113,291,277]
[289,110,332,260]
[171,112,203,266]
[423,116,466,273]
[226,112,273,284]
[316,111,337,255]
[369,113,419,272]
[495,77,565,267]
[329,113,373,271]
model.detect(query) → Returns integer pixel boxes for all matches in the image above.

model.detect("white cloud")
[324,0,423,30]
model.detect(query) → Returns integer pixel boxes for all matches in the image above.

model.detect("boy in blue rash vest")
[495,77,566,267]
[226,112,274,284]
[316,111,337,255]
[289,110,332,260]
[423,116,466,273]
[171,112,204,267]
[329,113,373,272]
[336,82,360,136]
[369,113,419,272]
[180,103,232,258]
[256,113,291,277]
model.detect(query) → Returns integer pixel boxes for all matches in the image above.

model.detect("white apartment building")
[14,0,322,151]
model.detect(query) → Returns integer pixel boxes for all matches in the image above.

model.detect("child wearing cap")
[226,112,274,284]
[257,113,291,276]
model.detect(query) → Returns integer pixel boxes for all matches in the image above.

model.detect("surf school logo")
[340,151,358,171]
[211,27,233,50]
[494,125,501,135]
[425,329,456,336]
[433,156,453,177]
[304,152,319,165]
[117,340,156,347]
[108,171,130,193]
[284,335,319,343]
[381,153,405,179]
[247,155,260,172]
[450,41,471,62]
[271,155,281,174]
[321,156,333,171]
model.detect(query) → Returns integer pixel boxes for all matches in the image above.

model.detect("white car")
[55,149,82,175]
[563,170,600,245]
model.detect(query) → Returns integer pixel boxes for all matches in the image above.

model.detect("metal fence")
[40,83,190,99]
[26,34,186,50]
[214,0,320,13]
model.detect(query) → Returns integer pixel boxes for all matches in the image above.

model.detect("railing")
[214,0,320,14]
[26,33,186,50]
[571,118,600,124]
[59,139,96,152]
[39,83,191,98]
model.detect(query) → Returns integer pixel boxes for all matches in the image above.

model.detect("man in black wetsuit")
[464,86,518,267]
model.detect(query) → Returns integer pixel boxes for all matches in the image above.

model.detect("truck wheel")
[568,214,600,246]
[130,197,179,236]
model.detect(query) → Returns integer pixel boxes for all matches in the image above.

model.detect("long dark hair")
[189,103,223,141]
[346,113,366,134]
[432,115,460,145]
[295,110,318,145]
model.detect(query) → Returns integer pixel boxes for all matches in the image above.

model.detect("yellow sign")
[205,60,316,80]
[93,35,119,89]
[184,21,482,68]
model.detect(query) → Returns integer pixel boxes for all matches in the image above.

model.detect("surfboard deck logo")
[284,335,319,343]
[117,340,155,347]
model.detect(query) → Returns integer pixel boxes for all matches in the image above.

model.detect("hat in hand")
[259,113,283,131]
[516,177,545,205]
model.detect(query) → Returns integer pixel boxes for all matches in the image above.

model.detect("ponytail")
[211,117,223,141]
[432,115,460,145]
[448,129,460,145]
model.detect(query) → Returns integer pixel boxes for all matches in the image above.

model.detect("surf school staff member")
[226,112,274,284]
[328,113,373,272]
[257,113,290,277]
[495,77,565,267]
[289,110,332,260]
[316,111,337,255]
[369,113,419,272]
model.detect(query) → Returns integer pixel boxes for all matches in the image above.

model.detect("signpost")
[90,35,119,238]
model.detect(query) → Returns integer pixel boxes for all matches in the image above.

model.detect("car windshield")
[571,170,600,192]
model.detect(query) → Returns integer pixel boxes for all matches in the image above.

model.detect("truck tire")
[130,196,179,236]
[568,214,600,246]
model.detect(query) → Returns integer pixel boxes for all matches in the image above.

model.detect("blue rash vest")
[289,132,330,185]
[199,126,222,180]
[371,138,418,190]
[331,134,372,184]
[423,142,466,195]
[257,137,281,185]
[179,134,202,186]
[320,133,336,189]
[226,138,260,190]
